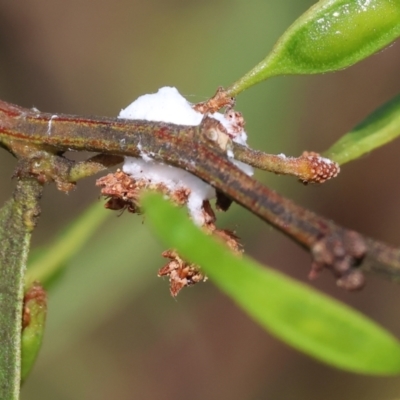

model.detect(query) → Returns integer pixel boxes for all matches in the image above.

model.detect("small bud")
[300,152,340,183]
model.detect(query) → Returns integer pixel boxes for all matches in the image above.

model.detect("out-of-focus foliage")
[324,93,400,165]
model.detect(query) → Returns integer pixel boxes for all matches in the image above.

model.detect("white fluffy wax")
[120,87,252,225]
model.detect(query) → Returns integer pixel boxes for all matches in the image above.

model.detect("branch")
[232,144,339,183]
[1,99,400,288]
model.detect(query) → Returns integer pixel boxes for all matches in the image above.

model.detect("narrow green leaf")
[228,0,400,96]
[25,201,110,290]
[143,193,400,375]
[324,93,400,165]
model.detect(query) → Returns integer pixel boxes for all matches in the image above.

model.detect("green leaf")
[324,93,400,165]
[25,201,110,290]
[228,0,400,96]
[143,193,400,375]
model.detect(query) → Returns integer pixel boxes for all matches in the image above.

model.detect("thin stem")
[69,155,123,182]
[1,99,400,287]
[0,178,42,399]
[232,144,340,183]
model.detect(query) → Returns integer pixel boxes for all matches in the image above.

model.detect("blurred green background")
[1,0,400,399]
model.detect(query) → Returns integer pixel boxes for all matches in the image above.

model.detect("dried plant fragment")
[193,86,235,114]
[96,169,142,214]
[96,169,191,214]
[158,202,241,296]
[310,230,367,290]
[159,250,206,297]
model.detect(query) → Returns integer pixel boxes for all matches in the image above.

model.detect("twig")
[232,144,340,183]
[1,99,400,288]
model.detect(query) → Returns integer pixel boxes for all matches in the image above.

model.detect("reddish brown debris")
[96,169,141,213]
[157,200,242,296]
[96,169,192,214]
[213,228,242,254]
[22,282,47,330]
[159,250,206,297]
[156,200,241,296]
[193,87,235,114]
